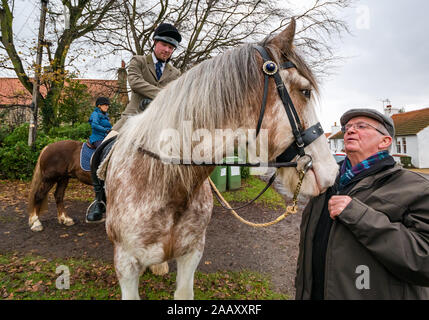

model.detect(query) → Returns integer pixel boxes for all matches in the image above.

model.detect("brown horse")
[28,140,92,232]
[27,139,171,276]
[99,20,339,299]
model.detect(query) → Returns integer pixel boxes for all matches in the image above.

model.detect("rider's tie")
[155,61,163,80]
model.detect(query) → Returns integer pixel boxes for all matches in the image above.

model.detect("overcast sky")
[315,0,429,131]
[6,0,429,132]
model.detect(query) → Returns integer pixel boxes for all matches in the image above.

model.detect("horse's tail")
[28,146,49,216]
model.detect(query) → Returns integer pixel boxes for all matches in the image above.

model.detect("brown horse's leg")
[28,180,55,232]
[54,178,74,226]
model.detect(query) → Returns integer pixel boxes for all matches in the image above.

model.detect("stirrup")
[85,200,106,223]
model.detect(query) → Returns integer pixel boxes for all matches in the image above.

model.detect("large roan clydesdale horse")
[97,20,338,300]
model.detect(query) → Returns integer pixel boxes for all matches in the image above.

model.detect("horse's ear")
[269,18,296,52]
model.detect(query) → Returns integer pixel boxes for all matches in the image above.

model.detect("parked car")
[333,152,346,163]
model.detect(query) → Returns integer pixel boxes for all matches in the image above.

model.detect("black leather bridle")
[253,45,324,168]
[209,46,325,210]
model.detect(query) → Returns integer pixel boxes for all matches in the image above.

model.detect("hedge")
[0,123,90,180]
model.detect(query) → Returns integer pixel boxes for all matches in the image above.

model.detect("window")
[402,138,407,154]
[396,139,401,153]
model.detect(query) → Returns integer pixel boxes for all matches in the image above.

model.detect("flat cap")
[340,108,395,137]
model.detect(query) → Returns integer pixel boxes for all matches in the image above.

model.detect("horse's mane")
[110,38,317,197]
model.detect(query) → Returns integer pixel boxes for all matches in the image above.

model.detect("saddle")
[80,143,96,172]
[90,135,117,183]
[86,140,97,149]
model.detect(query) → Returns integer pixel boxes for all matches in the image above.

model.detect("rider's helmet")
[153,23,182,48]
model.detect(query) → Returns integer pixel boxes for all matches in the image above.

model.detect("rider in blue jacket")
[89,97,112,148]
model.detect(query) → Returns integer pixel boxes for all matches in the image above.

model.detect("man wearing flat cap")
[295,108,429,300]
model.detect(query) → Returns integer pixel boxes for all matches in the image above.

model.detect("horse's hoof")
[58,214,74,226]
[30,221,43,232]
[150,262,169,275]
[63,218,75,226]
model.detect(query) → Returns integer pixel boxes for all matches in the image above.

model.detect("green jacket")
[295,165,429,299]
[112,54,181,131]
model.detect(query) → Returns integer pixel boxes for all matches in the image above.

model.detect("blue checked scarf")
[339,151,390,190]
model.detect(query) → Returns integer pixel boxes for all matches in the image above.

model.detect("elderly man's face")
[343,116,392,164]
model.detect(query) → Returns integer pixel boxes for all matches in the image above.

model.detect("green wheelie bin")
[225,156,242,191]
[210,166,227,192]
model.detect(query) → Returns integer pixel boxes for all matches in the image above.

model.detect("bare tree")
[0,0,354,131]
[85,0,354,74]
[0,0,118,129]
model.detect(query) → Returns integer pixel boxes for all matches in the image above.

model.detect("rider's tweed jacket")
[295,164,429,299]
[113,53,180,131]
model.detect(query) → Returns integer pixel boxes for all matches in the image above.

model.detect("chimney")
[384,105,400,117]
[331,122,340,135]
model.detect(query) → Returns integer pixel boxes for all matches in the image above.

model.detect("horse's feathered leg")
[114,246,143,300]
[149,262,169,275]
[54,177,74,226]
[174,249,203,300]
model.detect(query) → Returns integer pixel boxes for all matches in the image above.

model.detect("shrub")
[241,166,250,179]
[48,123,90,141]
[0,141,39,180]
[0,123,89,180]
[57,79,93,125]
[2,123,31,146]
[0,126,10,145]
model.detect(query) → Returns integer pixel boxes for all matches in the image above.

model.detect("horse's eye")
[301,89,312,99]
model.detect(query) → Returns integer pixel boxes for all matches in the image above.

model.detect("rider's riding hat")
[96,97,111,107]
[153,23,182,48]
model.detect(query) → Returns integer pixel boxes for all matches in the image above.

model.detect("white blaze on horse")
[99,20,338,300]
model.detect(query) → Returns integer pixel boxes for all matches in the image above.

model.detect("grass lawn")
[0,253,289,300]
[0,176,290,300]
[216,176,286,209]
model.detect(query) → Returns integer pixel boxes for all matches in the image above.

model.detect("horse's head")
[126,20,337,197]
[256,19,338,196]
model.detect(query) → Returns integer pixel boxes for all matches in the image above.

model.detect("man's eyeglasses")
[341,121,388,136]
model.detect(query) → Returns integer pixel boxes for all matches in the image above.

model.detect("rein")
[209,166,308,228]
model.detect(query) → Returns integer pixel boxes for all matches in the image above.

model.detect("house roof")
[0,77,119,106]
[330,131,344,140]
[391,108,429,136]
[328,107,429,139]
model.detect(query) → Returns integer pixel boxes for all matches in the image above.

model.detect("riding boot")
[85,182,106,223]
[86,143,107,223]
[85,135,117,223]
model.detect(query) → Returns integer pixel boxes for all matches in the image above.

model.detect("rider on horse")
[85,24,182,223]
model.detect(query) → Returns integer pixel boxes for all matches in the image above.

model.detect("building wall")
[395,135,418,167]
[417,127,429,168]
[330,139,344,153]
